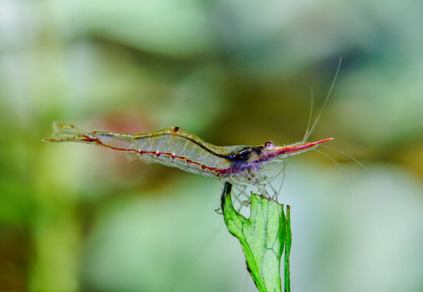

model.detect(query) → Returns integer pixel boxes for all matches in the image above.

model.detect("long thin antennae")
[170,224,225,291]
[320,144,370,174]
[268,159,289,184]
[277,157,290,198]
[304,57,342,142]
[312,148,354,195]
[303,88,314,142]
[242,271,250,292]
[265,158,290,200]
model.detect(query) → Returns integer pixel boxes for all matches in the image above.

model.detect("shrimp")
[42,121,332,196]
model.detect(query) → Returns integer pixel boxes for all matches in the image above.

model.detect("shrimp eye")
[264,141,274,150]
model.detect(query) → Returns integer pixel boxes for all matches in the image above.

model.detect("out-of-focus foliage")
[1,0,423,291]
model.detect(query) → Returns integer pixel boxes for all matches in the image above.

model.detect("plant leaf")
[221,182,291,292]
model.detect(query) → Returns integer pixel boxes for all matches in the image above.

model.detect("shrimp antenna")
[320,144,370,174]
[266,157,290,200]
[303,88,315,142]
[170,224,225,291]
[303,57,342,142]
[312,148,354,195]
[276,157,290,198]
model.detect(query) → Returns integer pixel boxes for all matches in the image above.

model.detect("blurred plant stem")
[221,182,291,292]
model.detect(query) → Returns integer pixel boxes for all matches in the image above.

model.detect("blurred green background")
[1,0,423,291]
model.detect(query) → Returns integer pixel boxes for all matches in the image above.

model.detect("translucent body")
[43,122,332,191]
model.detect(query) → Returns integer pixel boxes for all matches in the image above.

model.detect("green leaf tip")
[221,182,292,292]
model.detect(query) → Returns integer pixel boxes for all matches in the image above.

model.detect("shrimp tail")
[42,121,92,143]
